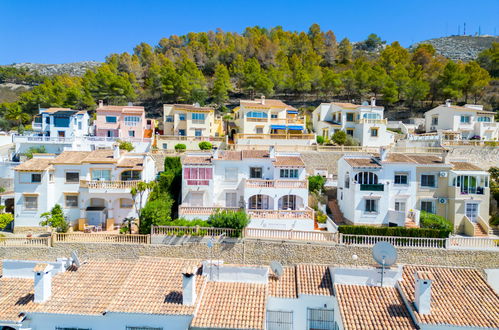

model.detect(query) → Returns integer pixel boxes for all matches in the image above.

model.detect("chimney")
[414,271,434,315]
[371,97,376,106]
[182,267,197,306]
[98,100,104,108]
[445,99,451,107]
[127,102,133,106]
[379,147,388,161]
[33,263,53,303]
[269,146,276,159]
[113,144,121,159]
[261,95,265,105]
[441,149,449,164]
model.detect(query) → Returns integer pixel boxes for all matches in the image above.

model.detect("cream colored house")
[424,100,498,140]
[161,104,224,150]
[232,96,314,145]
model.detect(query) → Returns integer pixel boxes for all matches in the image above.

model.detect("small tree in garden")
[198,141,213,150]
[131,181,156,219]
[118,140,134,151]
[332,130,347,145]
[122,216,136,234]
[138,194,174,234]
[174,143,186,152]
[40,204,69,233]
[308,175,326,193]
[0,213,13,230]
[208,209,250,230]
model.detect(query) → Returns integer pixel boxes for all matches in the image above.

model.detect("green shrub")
[118,140,134,152]
[316,135,324,145]
[208,209,250,230]
[332,130,347,145]
[316,210,327,224]
[419,211,453,231]
[168,218,210,227]
[338,225,450,238]
[490,213,499,227]
[139,193,174,234]
[39,204,69,233]
[344,135,360,146]
[0,213,13,230]
[174,143,186,152]
[308,175,326,193]
[24,146,46,159]
[198,141,213,150]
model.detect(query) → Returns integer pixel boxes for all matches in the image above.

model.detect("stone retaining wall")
[1,240,497,270]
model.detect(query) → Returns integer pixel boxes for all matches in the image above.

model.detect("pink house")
[94,101,149,139]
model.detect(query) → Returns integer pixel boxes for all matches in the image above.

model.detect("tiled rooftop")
[240,98,296,110]
[191,281,267,329]
[274,156,305,167]
[97,105,144,112]
[399,265,499,328]
[170,104,214,112]
[345,158,381,168]
[14,158,54,171]
[268,264,333,298]
[217,150,270,161]
[450,161,484,171]
[335,284,417,330]
[183,155,213,165]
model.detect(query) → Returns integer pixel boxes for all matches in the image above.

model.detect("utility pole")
[464,22,466,35]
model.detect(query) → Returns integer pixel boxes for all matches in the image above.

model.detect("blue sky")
[1,0,498,64]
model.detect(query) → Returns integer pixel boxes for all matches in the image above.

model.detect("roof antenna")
[372,242,397,287]
[71,250,82,269]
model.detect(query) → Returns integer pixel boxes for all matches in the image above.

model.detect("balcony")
[270,118,305,125]
[12,135,75,143]
[235,133,315,140]
[80,180,141,191]
[247,207,314,220]
[179,206,238,215]
[359,184,384,191]
[245,179,307,189]
[357,118,387,125]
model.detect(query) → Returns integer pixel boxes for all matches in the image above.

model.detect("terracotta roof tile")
[296,264,333,296]
[53,150,124,164]
[217,150,270,161]
[0,278,35,322]
[335,284,416,330]
[268,267,297,298]
[15,158,54,171]
[106,257,204,315]
[116,157,144,168]
[183,155,212,165]
[97,105,144,113]
[171,104,214,112]
[274,156,305,167]
[450,161,483,171]
[345,158,381,168]
[191,281,267,329]
[240,99,296,110]
[399,265,499,328]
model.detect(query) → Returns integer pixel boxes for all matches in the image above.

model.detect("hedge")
[338,225,450,238]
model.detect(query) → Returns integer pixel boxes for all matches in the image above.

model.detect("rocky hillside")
[6,61,101,76]
[410,35,498,61]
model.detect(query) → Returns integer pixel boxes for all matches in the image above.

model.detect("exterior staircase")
[474,223,488,237]
[327,200,347,226]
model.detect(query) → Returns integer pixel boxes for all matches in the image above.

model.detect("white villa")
[179,149,314,230]
[337,149,491,236]
[424,100,499,140]
[0,256,497,330]
[312,98,394,147]
[13,147,156,232]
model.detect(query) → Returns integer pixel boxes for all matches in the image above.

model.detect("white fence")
[339,234,448,248]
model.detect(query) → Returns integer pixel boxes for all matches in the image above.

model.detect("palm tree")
[5,105,30,132]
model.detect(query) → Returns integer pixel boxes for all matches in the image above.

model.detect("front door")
[107,130,115,137]
[466,203,479,222]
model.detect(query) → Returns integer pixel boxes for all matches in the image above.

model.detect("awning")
[287,110,299,114]
[287,125,304,131]
[86,206,106,211]
[270,125,286,130]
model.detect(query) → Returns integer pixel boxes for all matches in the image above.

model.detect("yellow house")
[163,104,217,138]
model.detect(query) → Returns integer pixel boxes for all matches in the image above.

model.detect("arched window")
[354,172,378,185]
[121,170,141,181]
[246,111,268,118]
[344,172,350,188]
[248,195,271,209]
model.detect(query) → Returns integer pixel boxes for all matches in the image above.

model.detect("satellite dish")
[71,250,81,268]
[372,242,397,267]
[270,261,284,278]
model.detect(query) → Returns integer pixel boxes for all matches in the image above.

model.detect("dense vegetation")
[419,211,453,232]
[0,26,497,131]
[338,225,451,238]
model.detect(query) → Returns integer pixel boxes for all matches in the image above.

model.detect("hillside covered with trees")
[0,25,497,131]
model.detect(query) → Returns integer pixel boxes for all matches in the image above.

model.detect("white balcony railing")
[80,180,141,190]
[178,205,314,220]
[245,179,308,189]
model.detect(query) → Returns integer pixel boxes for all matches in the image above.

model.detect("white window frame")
[394,172,409,185]
[124,115,141,126]
[364,199,378,213]
[65,195,79,208]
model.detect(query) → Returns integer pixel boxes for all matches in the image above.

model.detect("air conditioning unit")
[439,171,448,177]
[438,198,447,204]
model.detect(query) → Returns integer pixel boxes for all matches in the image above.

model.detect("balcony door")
[465,203,479,223]
[190,192,204,207]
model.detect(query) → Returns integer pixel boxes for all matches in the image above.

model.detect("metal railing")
[359,184,384,191]
[80,180,141,190]
[53,233,150,244]
[340,234,448,248]
[245,179,308,189]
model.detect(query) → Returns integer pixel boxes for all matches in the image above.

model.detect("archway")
[278,195,304,210]
[248,194,273,210]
